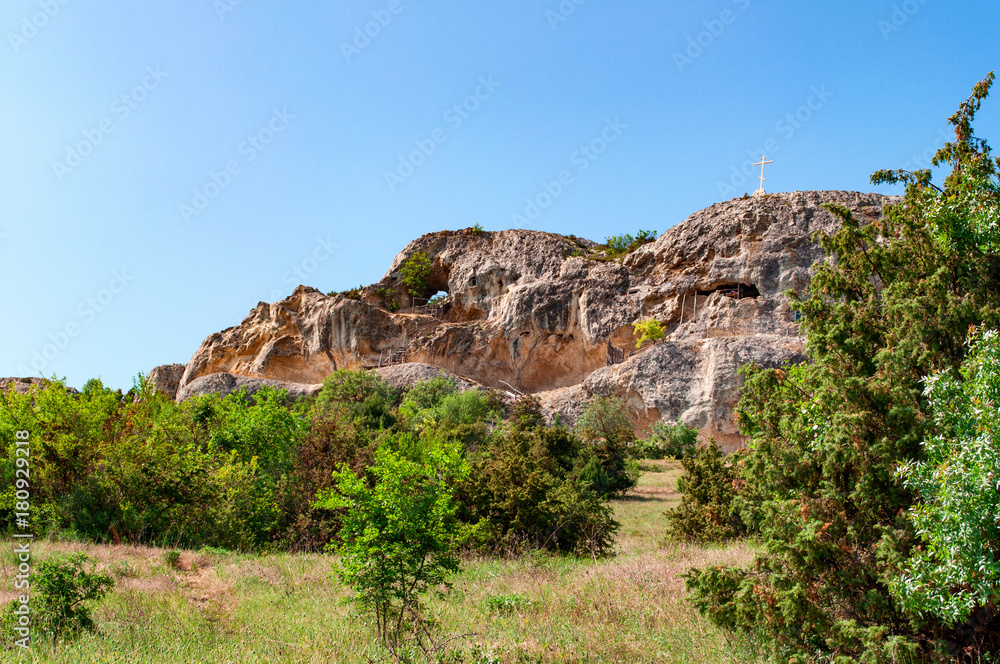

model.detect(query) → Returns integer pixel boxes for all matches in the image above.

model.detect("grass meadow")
[0,461,763,664]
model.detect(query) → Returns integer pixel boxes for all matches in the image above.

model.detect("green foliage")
[276,406,374,551]
[575,396,639,496]
[401,251,432,297]
[206,386,305,479]
[459,426,619,556]
[471,222,485,235]
[31,552,114,639]
[510,394,544,430]
[665,443,745,542]
[602,230,657,257]
[375,285,399,312]
[892,327,1000,627]
[634,421,698,460]
[683,74,1000,662]
[632,318,665,349]
[314,439,469,651]
[333,285,363,300]
[577,453,611,496]
[163,550,181,570]
[398,377,459,424]
[482,592,533,614]
[315,369,398,431]
[404,388,502,434]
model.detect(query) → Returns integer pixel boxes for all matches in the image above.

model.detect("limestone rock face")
[1,377,79,396]
[147,364,186,400]
[373,363,477,393]
[171,191,893,450]
[175,372,323,403]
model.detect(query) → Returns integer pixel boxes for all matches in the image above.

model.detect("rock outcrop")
[146,364,186,401]
[166,191,893,451]
[1,377,79,396]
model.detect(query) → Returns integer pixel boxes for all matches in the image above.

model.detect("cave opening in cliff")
[697,283,760,300]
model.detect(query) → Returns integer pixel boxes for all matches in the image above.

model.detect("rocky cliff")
[160,191,892,451]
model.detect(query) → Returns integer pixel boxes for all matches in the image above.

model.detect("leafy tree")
[684,74,1000,662]
[632,318,665,349]
[315,369,398,430]
[892,327,1000,634]
[32,553,114,639]
[459,425,618,556]
[401,252,432,297]
[635,420,698,460]
[314,439,468,653]
[664,442,745,541]
[575,396,639,496]
[603,230,657,257]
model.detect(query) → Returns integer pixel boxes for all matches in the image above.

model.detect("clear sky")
[1,0,997,390]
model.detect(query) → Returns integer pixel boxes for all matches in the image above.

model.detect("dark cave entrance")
[697,283,760,300]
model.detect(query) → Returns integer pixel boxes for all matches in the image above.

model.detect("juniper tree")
[684,73,1000,663]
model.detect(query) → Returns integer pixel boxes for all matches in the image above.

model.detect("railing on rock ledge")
[606,339,635,366]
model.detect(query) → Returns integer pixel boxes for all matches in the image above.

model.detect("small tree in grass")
[314,439,469,656]
[2,553,115,642]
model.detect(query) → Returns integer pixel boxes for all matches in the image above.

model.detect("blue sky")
[1,0,997,390]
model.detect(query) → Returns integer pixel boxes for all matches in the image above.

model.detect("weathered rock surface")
[175,372,323,403]
[147,364,186,400]
[170,191,894,450]
[1,377,79,396]
[373,363,477,393]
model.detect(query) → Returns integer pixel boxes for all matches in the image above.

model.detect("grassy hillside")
[0,461,762,663]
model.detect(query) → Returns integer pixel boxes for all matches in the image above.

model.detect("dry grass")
[0,461,763,663]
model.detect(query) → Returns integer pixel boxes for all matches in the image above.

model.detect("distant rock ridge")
[152,190,894,451]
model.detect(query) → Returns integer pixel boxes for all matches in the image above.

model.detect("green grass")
[0,461,763,663]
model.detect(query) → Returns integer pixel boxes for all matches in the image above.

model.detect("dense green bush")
[664,443,745,542]
[892,327,1000,633]
[460,426,618,556]
[633,421,698,460]
[603,230,657,256]
[575,396,639,496]
[276,406,374,551]
[315,369,398,430]
[401,251,432,297]
[32,552,113,639]
[0,371,621,562]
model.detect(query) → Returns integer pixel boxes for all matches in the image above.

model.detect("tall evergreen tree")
[684,74,1000,663]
